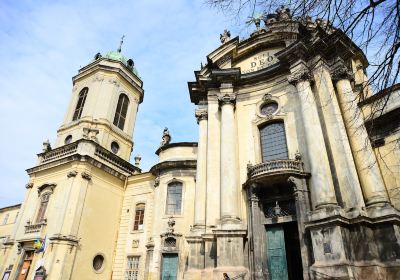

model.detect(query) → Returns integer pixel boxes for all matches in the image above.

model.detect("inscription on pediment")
[235,49,281,74]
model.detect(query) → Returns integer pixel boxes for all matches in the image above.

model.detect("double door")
[161,254,178,280]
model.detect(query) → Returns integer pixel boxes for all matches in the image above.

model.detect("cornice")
[150,160,197,175]
[28,139,140,179]
[155,142,198,156]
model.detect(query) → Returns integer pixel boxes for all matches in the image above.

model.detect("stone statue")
[220,29,231,44]
[160,127,171,147]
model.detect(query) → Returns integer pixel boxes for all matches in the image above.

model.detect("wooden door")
[161,254,178,280]
[266,226,288,280]
[17,251,33,280]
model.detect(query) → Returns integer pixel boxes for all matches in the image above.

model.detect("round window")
[111,141,120,154]
[260,102,278,116]
[93,255,104,271]
[65,135,72,144]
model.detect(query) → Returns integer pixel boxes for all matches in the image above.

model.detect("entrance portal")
[266,222,303,280]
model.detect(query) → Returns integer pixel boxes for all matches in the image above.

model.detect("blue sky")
[0,0,251,208]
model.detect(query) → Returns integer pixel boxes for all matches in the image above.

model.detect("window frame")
[132,203,145,231]
[113,93,130,130]
[165,181,183,216]
[72,87,89,121]
[125,255,140,280]
[259,121,289,162]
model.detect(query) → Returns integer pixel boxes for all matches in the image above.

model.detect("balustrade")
[248,159,305,179]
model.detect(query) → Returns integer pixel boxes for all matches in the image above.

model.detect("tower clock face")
[260,102,278,115]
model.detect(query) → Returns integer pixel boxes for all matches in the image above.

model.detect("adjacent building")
[1,8,400,280]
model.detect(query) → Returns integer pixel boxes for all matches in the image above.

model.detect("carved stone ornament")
[92,74,104,82]
[160,128,171,147]
[195,109,208,123]
[220,29,231,44]
[25,182,33,189]
[132,239,139,248]
[262,93,272,102]
[287,69,313,86]
[134,155,141,167]
[81,172,92,181]
[331,65,354,82]
[295,151,302,161]
[67,170,78,178]
[82,127,99,142]
[42,140,52,153]
[218,94,236,106]
[37,183,56,196]
[108,78,120,87]
[154,176,160,188]
[315,18,335,34]
[167,217,176,233]
[17,243,22,254]
[276,6,292,20]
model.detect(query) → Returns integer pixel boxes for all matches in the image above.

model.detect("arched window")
[113,94,129,130]
[35,193,50,223]
[166,182,183,215]
[72,87,88,121]
[133,203,145,231]
[260,121,288,161]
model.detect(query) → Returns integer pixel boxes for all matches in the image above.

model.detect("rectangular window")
[166,182,183,215]
[133,204,145,231]
[125,256,140,280]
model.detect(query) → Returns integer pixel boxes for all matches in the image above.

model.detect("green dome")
[98,51,139,76]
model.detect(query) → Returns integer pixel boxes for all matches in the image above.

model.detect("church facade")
[1,8,400,280]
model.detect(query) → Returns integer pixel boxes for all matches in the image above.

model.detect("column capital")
[288,68,314,86]
[218,93,236,106]
[331,64,354,83]
[195,109,208,123]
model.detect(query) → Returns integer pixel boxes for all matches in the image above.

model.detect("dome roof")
[95,50,139,76]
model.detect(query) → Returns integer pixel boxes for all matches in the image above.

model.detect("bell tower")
[55,39,143,161]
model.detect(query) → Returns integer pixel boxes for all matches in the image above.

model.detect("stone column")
[288,176,311,280]
[218,84,240,223]
[194,108,208,228]
[313,62,365,209]
[332,63,389,207]
[288,65,338,209]
[248,184,264,280]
